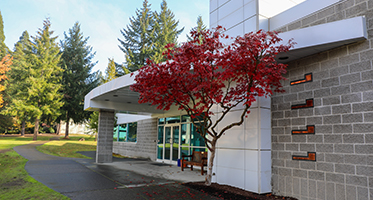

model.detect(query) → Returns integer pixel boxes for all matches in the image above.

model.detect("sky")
[0,0,209,74]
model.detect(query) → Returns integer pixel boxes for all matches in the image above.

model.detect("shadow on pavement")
[14,144,218,200]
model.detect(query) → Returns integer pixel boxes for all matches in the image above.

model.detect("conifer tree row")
[118,0,183,73]
[3,20,99,138]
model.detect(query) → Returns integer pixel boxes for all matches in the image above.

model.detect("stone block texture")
[96,110,115,163]
[113,118,158,161]
[272,1,373,199]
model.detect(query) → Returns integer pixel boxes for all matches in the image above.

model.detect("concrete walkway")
[77,151,207,183]
[13,142,217,200]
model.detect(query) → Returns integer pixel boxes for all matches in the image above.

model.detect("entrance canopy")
[276,16,367,63]
[84,72,164,115]
[116,113,152,125]
[84,16,367,115]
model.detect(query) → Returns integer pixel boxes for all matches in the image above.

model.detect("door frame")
[159,124,180,164]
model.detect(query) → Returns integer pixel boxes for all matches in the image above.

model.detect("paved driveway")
[14,142,218,200]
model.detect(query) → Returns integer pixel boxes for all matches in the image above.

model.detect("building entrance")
[160,125,180,164]
[156,115,207,165]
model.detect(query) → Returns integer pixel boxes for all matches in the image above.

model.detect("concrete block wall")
[272,1,373,199]
[113,118,158,161]
[275,0,373,32]
[96,110,115,163]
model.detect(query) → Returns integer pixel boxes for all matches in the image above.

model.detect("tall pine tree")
[103,58,118,83]
[118,0,183,73]
[118,0,155,73]
[60,22,99,138]
[28,19,63,140]
[3,31,31,136]
[0,11,9,59]
[152,0,183,64]
[187,16,207,41]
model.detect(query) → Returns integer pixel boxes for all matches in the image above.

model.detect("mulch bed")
[183,182,297,200]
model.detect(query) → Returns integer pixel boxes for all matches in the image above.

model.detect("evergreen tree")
[118,0,155,73]
[152,0,183,64]
[118,0,183,73]
[86,70,104,140]
[60,22,99,138]
[114,62,130,77]
[28,19,64,140]
[187,16,207,41]
[3,31,31,136]
[103,58,117,83]
[85,110,98,140]
[0,11,10,59]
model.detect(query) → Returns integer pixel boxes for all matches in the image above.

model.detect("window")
[157,115,207,161]
[113,122,137,142]
[166,116,181,124]
[190,123,205,147]
[127,123,137,142]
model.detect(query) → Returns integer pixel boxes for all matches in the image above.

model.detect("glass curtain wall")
[157,115,207,163]
[113,122,137,142]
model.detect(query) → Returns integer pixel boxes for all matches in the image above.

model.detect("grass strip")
[36,140,96,159]
[0,150,68,200]
[0,136,54,150]
[0,135,94,199]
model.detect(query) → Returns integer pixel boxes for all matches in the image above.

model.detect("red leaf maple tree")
[131,26,294,185]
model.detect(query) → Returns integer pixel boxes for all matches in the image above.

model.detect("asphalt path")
[13,142,218,200]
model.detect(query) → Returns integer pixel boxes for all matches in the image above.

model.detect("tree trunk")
[21,120,25,136]
[205,138,217,186]
[65,113,69,139]
[56,122,61,135]
[33,118,39,141]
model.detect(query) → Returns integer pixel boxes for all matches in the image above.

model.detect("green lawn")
[0,135,69,199]
[0,134,98,199]
[36,136,96,159]
[0,136,54,150]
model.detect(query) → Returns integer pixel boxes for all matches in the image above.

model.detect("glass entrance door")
[163,125,180,163]
[157,115,207,165]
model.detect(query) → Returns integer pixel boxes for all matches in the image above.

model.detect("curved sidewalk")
[14,142,217,200]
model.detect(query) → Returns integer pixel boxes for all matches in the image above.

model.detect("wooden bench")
[181,151,207,175]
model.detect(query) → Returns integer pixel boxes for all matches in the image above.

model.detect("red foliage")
[0,54,12,108]
[131,26,293,139]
